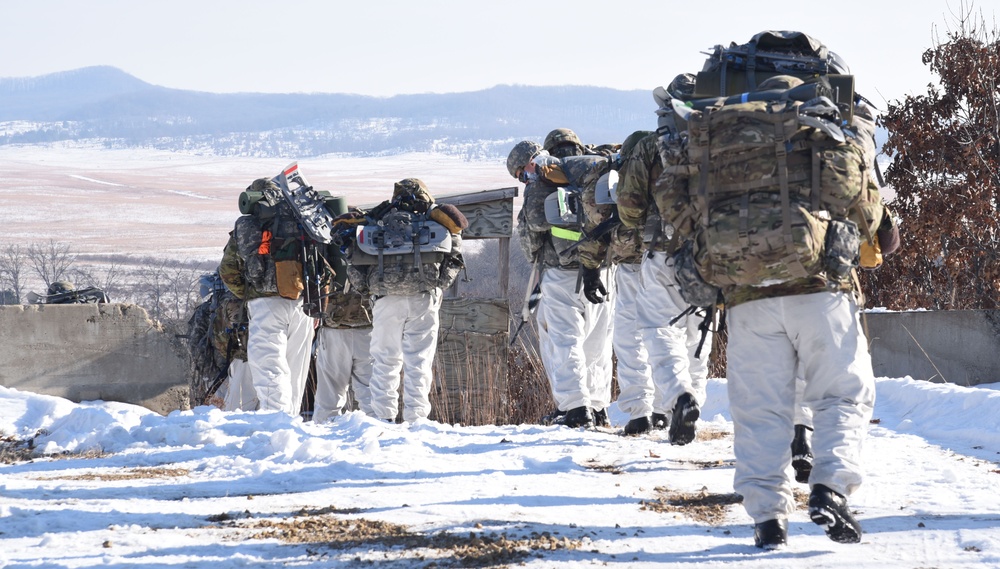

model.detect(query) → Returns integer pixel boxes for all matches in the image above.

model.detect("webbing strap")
[413,220,425,287]
[811,142,822,212]
[698,117,712,227]
[775,119,808,279]
[551,226,582,241]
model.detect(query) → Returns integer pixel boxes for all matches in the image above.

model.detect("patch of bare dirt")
[0,434,34,464]
[584,459,623,475]
[38,466,189,481]
[215,508,586,568]
[696,429,731,442]
[640,487,743,525]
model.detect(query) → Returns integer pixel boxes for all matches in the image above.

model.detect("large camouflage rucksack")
[661,77,884,302]
[233,171,335,316]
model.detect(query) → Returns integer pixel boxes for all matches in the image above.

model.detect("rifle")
[510,260,542,346]
[27,287,109,305]
[559,209,621,256]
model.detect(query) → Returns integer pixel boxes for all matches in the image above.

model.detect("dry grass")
[216,507,585,568]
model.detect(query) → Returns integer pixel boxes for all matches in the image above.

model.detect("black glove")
[581,267,608,304]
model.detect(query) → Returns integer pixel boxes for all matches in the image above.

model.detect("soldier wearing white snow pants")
[368,290,442,422]
[339,178,467,424]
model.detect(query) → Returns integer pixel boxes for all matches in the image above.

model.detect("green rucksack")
[662,80,884,299]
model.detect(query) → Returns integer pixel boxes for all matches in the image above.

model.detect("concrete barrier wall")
[0,303,190,414]
[1,305,994,416]
[865,310,1000,387]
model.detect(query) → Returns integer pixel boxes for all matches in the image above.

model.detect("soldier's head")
[47,281,75,295]
[392,178,434,207]
[506,140,543,181]
[543,128,585,158]
[621,130,654,159]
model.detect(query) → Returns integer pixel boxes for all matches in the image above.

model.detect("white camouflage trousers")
[537,266,614,413]
[368,290,442,423]
[638,251,711,413]
[313,326,374,423]
[221,359,258,411]
[727,291,875,523]
[611,263,654,420]
[246,295,315,416]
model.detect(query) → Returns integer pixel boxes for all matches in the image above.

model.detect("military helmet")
[48,280,75,295]
[828,51,851,75]
[666,73,697,99]
[506,140,542,178]
[392,178,434,203]
[543,128,583,154]
[621,130,654,158]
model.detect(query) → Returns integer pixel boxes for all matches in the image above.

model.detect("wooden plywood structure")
[429,187,517,425]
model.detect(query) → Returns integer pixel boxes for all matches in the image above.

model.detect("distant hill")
[0,67,657,159]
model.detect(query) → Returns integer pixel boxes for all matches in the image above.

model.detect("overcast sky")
[3,0,981,106]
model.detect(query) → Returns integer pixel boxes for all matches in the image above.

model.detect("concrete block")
[865,310,1000,387]
[0,303,190,414]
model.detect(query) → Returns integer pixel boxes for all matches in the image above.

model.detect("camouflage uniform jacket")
[612,133,671,263]
[320,288,373,329]
[519,154,616,270]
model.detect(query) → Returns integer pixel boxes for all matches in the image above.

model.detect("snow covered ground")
[1,376,998,568]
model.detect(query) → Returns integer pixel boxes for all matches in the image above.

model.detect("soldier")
[507,140,616,428]
[616,74,710,445]
[654,67,900,548]
[340,178,467,423]
[312,284,374,422]
[219,177,320,417]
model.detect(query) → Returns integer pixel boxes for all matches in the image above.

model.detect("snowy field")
[1,377,998,568]
[0,143,514,265]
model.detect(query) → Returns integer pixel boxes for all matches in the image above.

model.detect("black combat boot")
[650,412,669,430]
[592,408,610,427]
[668,393,700,445]
[791,424,814,484]
[808,484,862,543]
[562,406,594,428]
[541,407,566,425]
[753,518,788,550]
[622,416,651,435]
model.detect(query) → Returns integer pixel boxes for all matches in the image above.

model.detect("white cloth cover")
[638,251,711,413]
[726,291,876,523]
[611,263,654,419]
[368,290,443,422]
[536,266,615,413]
[313,326,374,423]
[246,296,315,416]
[221,359,258,411]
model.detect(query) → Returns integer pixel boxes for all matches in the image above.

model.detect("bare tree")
[0,244,28,303]
[865,2,1000,310]
[26,239,75,290]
